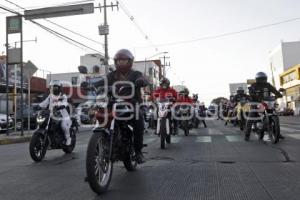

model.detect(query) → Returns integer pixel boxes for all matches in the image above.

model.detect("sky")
[1,0,300,104]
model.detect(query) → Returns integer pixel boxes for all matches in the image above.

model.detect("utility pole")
[97,1,119,73]
[160,55,170,78]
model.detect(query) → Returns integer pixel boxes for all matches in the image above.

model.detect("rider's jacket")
[39,93,70,119]
[233,93,251,104]
[248,82,282,102]
[177,95,193,103]
[151,87,178,101]
[94,69,149,103]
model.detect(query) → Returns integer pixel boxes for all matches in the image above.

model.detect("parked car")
[16,104,40,130]
[0,113,14,132]
[277,108,294,116]
[207,104,217,117]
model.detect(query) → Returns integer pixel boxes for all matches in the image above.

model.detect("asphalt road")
[0,117,300,200]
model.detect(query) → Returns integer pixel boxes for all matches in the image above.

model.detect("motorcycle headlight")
[37,117,46,124]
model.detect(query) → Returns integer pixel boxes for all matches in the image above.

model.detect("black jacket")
[233,93,251,104]
[248,82,282,102]
[94,69,149,103]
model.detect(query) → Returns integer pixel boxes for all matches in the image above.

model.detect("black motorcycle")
[245,96,280,143]
[84,84,142,194]
[177,104,193,136]
[29,107,77,162]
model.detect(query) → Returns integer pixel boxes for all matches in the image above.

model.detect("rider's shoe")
[66,136,72,146]
[279,134,285,139]
[135,151,146,164]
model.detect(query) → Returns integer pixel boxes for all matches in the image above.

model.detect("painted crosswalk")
[144,132,300,144]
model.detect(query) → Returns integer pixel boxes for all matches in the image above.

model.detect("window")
[71,77,78,85]
[149,67,153,76]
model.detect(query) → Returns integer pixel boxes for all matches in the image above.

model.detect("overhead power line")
[0,3,104,55]
[136,16,300,48]
[118,0,158,51]
[4,0,104,48]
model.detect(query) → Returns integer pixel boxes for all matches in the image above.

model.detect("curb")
[0,136,32,145]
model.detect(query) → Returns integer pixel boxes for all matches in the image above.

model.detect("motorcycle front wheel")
[29,131,48,162]
[159,118,167,149]
[86,132,113,194]
[268,115,280,144]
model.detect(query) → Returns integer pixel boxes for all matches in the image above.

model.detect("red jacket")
[152,87,178,101]
[177,95,193,103]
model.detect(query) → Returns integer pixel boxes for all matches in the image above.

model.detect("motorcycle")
[245,96,280,143]
[192,106,200,129]
[29,106,77,162]
[177,104,193,136]
[84,83,143,194]
[156,98,174,149]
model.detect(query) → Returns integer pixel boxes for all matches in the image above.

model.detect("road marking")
[225,135,243,142]
[144,137,157,144]
[172,137,182,143]
[196,136,212,143]
[286,134,300,140]
[208,128,223,135]
[280,127,300,133]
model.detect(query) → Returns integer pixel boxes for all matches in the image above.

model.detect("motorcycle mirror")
[78,65,88,74]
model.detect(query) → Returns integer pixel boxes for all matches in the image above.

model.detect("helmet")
[236,87,244,95]
[200,102,205,106]
[255,72,267,84]
[114,49,134,74]
[160,78,170,89]
[49,80,62,95]
[180,88,189,97]
[192,94,198,101]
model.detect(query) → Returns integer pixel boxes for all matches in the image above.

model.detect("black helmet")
[180,88,189,96]
[50,80,62,95]
[236,87,244,95]
[160,78,170,89]
[114,49,134,74]
[255,72,268,84]
[192,94,198,101]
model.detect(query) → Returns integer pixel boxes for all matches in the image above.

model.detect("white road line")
[280,127,300,133]
[144,137,157,144]
[172,137,182,143]
[196,136,212,143]
[208,129,223,135]
[225,135,243,142]
[286,134,300,140]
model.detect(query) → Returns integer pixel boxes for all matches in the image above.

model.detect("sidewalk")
[0,126,93,145]
[0,131,33,145]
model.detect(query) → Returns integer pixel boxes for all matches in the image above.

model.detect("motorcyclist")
[94,49,148,163]
[224,95,237,126]
[152,78,178,135]
[245,72,283,141]
[39,80,72,146]
[233,87,251,130]
[152,78,178,100]
[177,88,193,103]
[199,102,207,128]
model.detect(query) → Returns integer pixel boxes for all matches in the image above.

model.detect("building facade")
[280,64,300,115]
[229,83,248,95]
